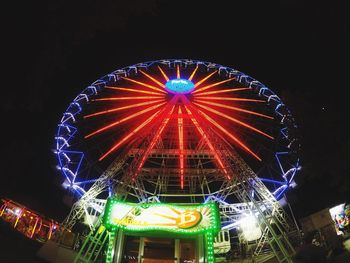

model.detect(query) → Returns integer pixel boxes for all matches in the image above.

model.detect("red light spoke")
[193,88,251,96]
[121,77,167,94]
[188,66,198,81]
[139,70,165,88]
[184,106,230,179]
[194,102,274,139]
[105,86,164,95]
[192,78,235,94]
[94,96,163,101]
[193,106,262,161]
[178,106,185,189]
[84,100,164,119]
[196,96,265,103]
[99,109,163,161]
[85,102,166,139]
[195,100,273,119]
[83,64,271,185]
[133,105,176,179]
[194,70,218,88]
[157,66,169,81]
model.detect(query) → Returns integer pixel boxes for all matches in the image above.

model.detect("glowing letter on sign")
[176,210,202,229]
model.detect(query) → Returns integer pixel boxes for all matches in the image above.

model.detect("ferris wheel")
[55,59,300,231]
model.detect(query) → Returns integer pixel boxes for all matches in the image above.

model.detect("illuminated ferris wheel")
[55,59,300,233]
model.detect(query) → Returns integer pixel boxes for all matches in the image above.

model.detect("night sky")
[1,0,349,222]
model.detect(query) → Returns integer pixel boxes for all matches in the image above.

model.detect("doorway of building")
[122,236,198,263]
[143,237,175,263]
[122,235,140,263]
[179,239,196,263]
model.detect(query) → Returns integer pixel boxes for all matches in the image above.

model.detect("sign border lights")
[102,198,221,235]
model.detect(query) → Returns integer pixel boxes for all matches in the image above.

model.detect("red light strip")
[139,70,165,88]
[194,70,218,88]
[188,66,198,81]
[94,96,163,101]
[84,99,164,118]
[157,66,169,81]
[192,78,235,94]
[85,102,166,139]
[177,65,180,79]
[184,106,230,179]
[121,76,167,94]
[178,106,185,189]
[193,106,262,161]
[105,86,164,95]
[195,96,265,103]
[194,102,274,139]
[99,109,163,161]
[195,100,273,119]
[133,104,176,179]
[193,87,251,96]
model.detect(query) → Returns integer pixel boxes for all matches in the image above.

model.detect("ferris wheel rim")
[55,59,300,201]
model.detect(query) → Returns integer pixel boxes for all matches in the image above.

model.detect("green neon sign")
[103,199,221,263]
[102,199,221,235]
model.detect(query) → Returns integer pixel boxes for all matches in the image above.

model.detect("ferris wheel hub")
[165,78,194,94]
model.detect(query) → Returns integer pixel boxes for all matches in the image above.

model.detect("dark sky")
[1,0,349,221]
